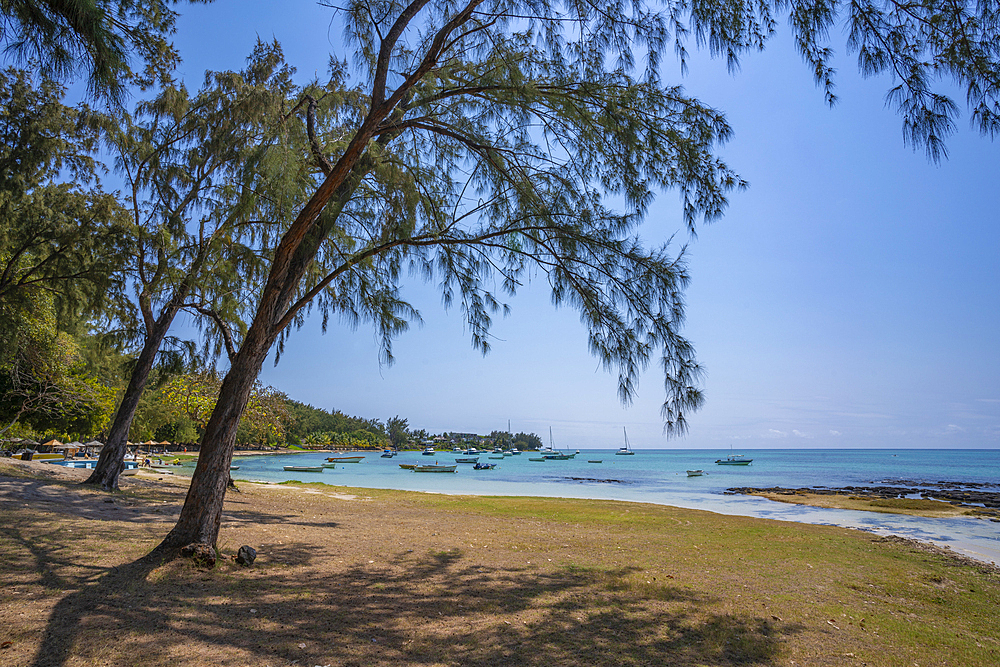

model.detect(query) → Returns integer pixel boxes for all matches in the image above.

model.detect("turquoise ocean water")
[215,448,999,564]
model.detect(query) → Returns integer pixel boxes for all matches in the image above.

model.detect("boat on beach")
[284,465,324,472]
[413,464,457,473]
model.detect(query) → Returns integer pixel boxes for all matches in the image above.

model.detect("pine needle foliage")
[668,0,1000,161]
[236,3,748,436]
[0,67,129,319]
[100,44,299,363]
[0,0,214,104]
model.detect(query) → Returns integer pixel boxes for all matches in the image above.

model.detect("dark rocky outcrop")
[726,481,1000,519]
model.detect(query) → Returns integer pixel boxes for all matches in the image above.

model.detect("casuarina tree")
[157,0,1000,555]
[83,47,301,490]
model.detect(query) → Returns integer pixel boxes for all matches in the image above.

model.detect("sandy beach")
[1,457,998,666]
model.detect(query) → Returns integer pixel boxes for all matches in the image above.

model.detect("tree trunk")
[83,319,173,491]
[154,141,381,551]
[156,329,272,549]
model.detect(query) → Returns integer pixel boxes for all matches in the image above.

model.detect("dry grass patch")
[0,459,997,666]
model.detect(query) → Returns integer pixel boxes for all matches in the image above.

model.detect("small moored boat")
[413,464,457,473]
[715,454,752,465]
[284,465,324,472]
[615,426,635,455]
[455,457,479,463]
[326,456,364,463]
[686,469,704,477]
[473,462,496,470]
[398,463,417,470]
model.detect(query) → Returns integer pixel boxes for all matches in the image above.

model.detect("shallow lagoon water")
[222,448,1000,565]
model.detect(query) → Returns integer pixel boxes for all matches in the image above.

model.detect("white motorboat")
[715,454,752,465]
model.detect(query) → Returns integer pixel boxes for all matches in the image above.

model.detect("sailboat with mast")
[532,427,577,460]
[616,427,635,455]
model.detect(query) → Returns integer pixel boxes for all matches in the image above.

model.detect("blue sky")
[166,2,999,449]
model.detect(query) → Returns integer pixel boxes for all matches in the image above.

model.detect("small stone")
[236,545,257,567]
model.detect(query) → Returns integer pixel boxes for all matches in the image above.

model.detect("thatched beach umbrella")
[39,439,64,452]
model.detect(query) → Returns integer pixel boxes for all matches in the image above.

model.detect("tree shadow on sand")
[2,472,803,666]
[20,540,804,667]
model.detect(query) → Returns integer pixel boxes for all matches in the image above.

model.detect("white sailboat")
[541,427,576,459]
[615,427,635,455]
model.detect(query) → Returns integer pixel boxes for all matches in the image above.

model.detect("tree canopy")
[0,0,215,103]
[0,68,130,312]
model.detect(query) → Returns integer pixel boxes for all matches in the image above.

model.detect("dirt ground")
[1,458,998,667]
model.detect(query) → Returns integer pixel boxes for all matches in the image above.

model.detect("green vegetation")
[0,0,215,103]
[866,498,959,512]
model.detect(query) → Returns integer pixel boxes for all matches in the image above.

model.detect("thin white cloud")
[829,430,842,437]
[764,429,788,438]
[792,430,813,438]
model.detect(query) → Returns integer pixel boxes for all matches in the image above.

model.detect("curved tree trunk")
[83,320,173,490]
[83,249,208,491]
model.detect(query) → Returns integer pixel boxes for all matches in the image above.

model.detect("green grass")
[866,497,957,511]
